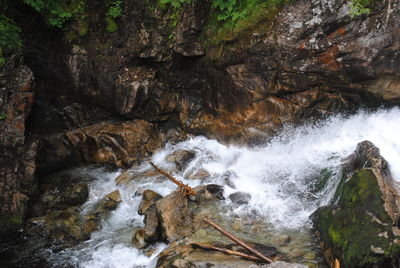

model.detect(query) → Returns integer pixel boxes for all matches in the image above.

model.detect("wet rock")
[40,183,89,209]
[157,239,284,267]
[138,190,163,243]
[138,190,163,215]
[156,190,193,242]
[266,261,307,268]
[186,169,210,180]
[143,205,160,243]
[101,190,121,210]
[37,120,164,174]
[25,207,98,247]
[312,141,400,267]
[106,190,121,203]
[192,184,225,203]
[222,171,237,189]
[229,192,251,205]
[156,241,265,268]
[132,229,147,249]
[275,234,291,246]
[115,172,135,185]
[230,242,280,259]
[115,169,160,185]
[165,150,196,171]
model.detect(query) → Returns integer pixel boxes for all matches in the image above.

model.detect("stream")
[47,108,400,267]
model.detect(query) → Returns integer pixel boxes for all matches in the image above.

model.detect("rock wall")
[0,55,36,236]
[19,0,400,148]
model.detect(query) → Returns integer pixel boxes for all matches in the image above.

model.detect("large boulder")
[312,141,400,267]
[156,190,193,242]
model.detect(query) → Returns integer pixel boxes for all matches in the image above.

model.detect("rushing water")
[49,108,400,267]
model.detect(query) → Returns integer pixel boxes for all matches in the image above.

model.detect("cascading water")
[49,108,400,267]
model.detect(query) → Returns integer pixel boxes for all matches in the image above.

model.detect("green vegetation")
[105,16,118,32]
[107,0,123,19]
[203,0,290,47]
[158,0,191,10]
[0,113,7,120]
[312,169,399,266]
[105,0,123,33]
[22,0,86,28]
[0,212,23,233]
[0,15,21,67]
[349,0,373,17]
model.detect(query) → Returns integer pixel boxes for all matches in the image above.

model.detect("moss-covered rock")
[312,141,400,267]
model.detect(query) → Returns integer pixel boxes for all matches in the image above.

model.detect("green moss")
[0,15,22,66]
[0,212,24,234]
[23,0,87,28]
[313,169,399,267]
[78,19,89,36]
[105,16,118,33]
[202,0,290,48]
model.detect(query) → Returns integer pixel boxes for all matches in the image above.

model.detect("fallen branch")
[203,217,273,264]
[191,243,262,262]
[149,162,196,196]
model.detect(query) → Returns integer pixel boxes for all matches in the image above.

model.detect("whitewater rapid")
[51,108,400,267]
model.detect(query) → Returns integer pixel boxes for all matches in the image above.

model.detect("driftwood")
[203,217,273,264]
[191,243,262,262]
[149,162,196,196]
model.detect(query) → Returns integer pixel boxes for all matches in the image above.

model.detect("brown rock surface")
[37,120,163,173]
[0,56,36,236]
[156,190,193,242]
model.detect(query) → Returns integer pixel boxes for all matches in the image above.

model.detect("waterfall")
[49,107,400,267]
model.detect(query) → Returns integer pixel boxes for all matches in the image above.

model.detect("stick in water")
[149,162,196,196]
[203,217,273,263]
[191,243,262,262]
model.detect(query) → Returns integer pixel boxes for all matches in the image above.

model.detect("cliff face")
[23,0,400,148]
[0,55,36,236]
[0,0,399,250]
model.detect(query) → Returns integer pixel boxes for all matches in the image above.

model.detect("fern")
[22,0,86,28]
[0,15,21,66]
[108,0,123,19]
[349,0,373,17]
[0,15,21,50]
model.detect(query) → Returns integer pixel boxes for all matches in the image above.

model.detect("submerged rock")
[191,184,225,203]
[312,141,400,267]
[266,262,307,268]
[229,191,252,205]
[186,168,211,180]
[115,169,159,185]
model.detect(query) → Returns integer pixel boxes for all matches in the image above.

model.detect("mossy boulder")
[312,141,400,267]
